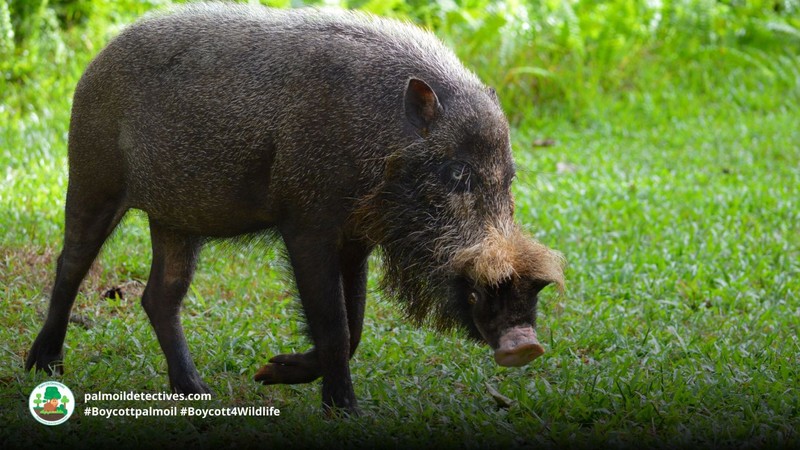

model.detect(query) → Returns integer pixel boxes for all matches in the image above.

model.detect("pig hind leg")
[254,243,368,386]
[26,183,126,374]
[141,222,210,394]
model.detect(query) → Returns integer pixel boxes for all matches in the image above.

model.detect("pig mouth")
[493,326,544,367]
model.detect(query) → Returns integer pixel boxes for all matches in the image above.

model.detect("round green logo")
[29,381,75,426]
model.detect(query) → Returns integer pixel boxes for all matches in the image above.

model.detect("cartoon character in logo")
[29,381,74,425]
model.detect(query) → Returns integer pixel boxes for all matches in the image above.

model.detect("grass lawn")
[1,1,799,448]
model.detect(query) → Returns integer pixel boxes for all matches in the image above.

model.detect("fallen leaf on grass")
[485,382,515,408]
[532,138,557,147]
[556,162,578,174]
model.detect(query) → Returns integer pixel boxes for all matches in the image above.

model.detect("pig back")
[71,4,485,235]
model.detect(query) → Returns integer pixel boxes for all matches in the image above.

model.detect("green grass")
[2,0,799,448]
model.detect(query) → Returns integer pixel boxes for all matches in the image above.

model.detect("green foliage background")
[1,0,799,448]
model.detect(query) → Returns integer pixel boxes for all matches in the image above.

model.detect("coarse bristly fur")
[452,223,565,291]
[26,2,566,413]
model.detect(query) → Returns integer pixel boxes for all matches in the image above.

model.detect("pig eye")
[439,161,475,193]
[467,290,483,305]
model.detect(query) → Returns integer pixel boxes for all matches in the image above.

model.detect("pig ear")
[486,86,500,105]
[404,78,441,135]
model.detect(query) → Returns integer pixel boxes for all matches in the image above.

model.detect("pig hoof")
[323,403,361,418]
[29,358,64,375]
[25,349,64,375]
[171,376,212,395]
[254,352,321,385]
[322,382,359,417]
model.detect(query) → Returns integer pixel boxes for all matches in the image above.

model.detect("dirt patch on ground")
[1,245,146,326]
[0,245,55,288]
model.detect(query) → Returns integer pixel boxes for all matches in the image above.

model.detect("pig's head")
[355,77,564,367]
[448,224,565,366]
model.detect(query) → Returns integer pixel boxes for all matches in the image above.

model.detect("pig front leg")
[259,230,359,414]
[254,242,370,388]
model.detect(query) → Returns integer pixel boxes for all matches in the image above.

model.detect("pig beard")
[382,215,485,331]
[353,179,486,331]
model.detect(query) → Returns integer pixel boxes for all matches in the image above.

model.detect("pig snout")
[493,326,544,367]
